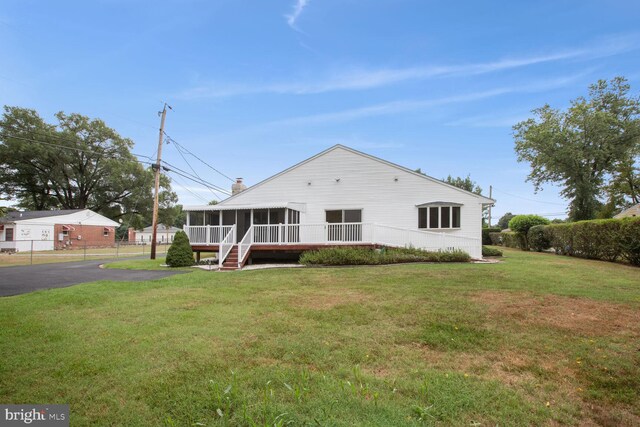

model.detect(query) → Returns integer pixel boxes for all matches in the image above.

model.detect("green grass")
[1,247,638,426]
[0,244,170,267]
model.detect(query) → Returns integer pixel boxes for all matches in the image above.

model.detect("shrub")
[299,246,470,266]
[482,246,503,257]
[545,223,574,255]
[541,217,640,265]
[482,227,501,245]
[488,232,502,245]
[508,215,550,250]
[528,225,551,252]
[165,230,195,267]
[501,231,526,250]
[619,218,640,266]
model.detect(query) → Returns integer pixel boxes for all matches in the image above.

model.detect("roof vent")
[232,178,247,195]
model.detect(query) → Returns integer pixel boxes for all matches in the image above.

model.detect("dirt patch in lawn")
[472,291,640,337]
[291,290,371,310]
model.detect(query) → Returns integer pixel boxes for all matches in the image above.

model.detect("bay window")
[418,205,461,229]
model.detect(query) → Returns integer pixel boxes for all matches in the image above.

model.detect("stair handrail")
[237,226,254,269]
[218,225,236,268]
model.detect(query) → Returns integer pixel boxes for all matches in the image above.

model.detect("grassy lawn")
[0,248,638,426]
[0,245,170,267]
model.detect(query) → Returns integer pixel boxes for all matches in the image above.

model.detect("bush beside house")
[299,246,470,266]
[165,230,195,267]
[482,246,503,257]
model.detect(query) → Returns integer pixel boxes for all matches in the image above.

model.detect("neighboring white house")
[0,209,119,252]
[614,203,640,219]
[183,145,495,267]
[132,225,182,244]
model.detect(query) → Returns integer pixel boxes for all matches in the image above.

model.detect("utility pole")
[150,103,171,260]
[488,185,493,227]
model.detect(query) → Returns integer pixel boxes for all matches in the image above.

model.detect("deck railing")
[218,225,236,268]
[185,223,482,259]
[237,227,253,268]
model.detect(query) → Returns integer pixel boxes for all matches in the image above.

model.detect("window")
[253,209,268,225]
[326,209,363,242]
[325,210,362,223]
[419,206,462,229]
[326,210,342,223]
[452,206,461,228]
[5,228,13,241]
[103,227,110,237]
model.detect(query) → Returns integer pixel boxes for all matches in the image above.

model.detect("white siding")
[219,147,485,244]
[0,223,55,252]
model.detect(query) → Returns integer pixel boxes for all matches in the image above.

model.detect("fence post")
[30,240,33,265]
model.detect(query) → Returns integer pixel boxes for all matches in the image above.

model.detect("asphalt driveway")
[0,258,189,297]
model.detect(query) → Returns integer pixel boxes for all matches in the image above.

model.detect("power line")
[167,172,210,204]
[161,159,231,195]
[171,138,220,201]
[0,131,155,162]
[492,187,567,206]
[164,133,235,182]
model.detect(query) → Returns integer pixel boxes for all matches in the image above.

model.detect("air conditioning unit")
[77,235,82,240]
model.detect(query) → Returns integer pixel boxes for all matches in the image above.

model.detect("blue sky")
[2,0,639,220]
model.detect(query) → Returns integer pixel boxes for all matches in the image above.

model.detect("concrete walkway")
[0,258,188,297]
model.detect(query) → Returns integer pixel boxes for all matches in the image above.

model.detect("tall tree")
[0,106,177,222]
[442,174,483,195]
[497,212,516,230]
[514,77,640,221]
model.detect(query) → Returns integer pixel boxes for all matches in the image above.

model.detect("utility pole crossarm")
[150,103,169,260]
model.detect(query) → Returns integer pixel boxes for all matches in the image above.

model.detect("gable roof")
[140,225,182,233]
[218,144,495,206]
[614,203,640,219]
[0,209,119,227]
[1,209,84,222]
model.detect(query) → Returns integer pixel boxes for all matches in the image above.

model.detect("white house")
[131,225,182,244]
[0,209,120,252]
[183,145,495,269]
[614,203,640,219]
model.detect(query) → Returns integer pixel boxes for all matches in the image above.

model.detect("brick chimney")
[231,178,247,196]
[127,227,136,242]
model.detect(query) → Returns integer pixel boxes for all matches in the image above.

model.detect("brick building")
[0,209,119,252]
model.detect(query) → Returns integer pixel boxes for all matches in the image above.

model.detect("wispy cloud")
[445,112,532,128]
[285,0,309,31]
[266,71,589,126]
[177,33,639,100]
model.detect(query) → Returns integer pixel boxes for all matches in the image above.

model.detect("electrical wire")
[161,159,231,195]
[171,138,221,201]
[0,131,155,162]
[167,172,210,204]
[164,133,235,182]
[492,187,567,206]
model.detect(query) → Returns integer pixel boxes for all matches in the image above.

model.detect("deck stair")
[220,245,239,270]
[220,245,252,271]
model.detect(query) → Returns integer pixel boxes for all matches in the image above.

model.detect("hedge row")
[496,217,640,266]
[482,227,501,245]
[543,218,640,265]
[299,246,470,266]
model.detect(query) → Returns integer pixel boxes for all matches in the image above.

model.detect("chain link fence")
[0,240,170,267]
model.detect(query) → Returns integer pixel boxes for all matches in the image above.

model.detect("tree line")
[0,106,185,235]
